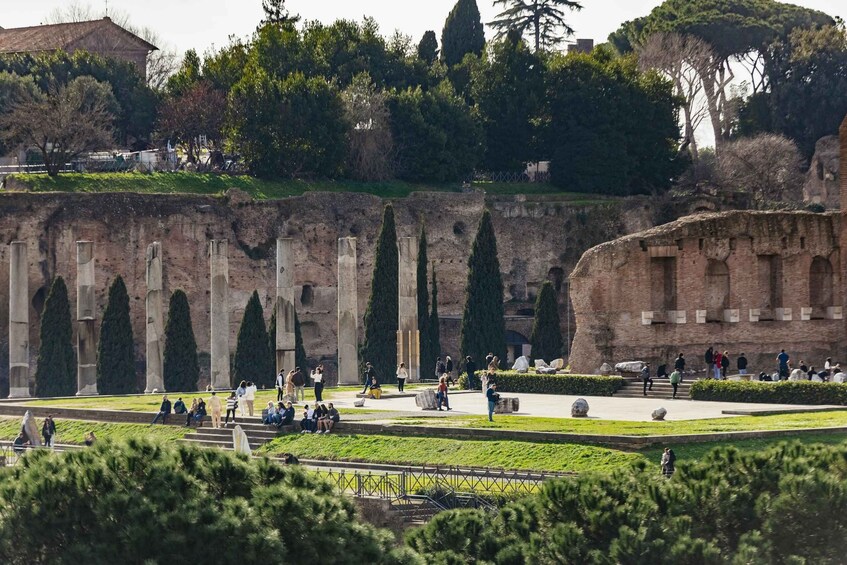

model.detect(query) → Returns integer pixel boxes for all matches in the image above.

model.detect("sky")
[1,0,844,58]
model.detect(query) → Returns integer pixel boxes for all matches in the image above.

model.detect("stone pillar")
[276,238,296,376]
[841,115,847,211]
[397,237,420,382]
[210,240,230,390]
[8,242,30,398]
[145,242,165,393]
[337,237,359,385]
[76,241,98,396]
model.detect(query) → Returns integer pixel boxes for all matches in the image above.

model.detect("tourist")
[245,381,257,416]
[737,353,748,375]
[194,398,207,427]
[300,404,315,433]
[313,403,327,431]
[656,364,668,379]
[262,401,276,425]
[276,369,285,402]
[279,401,295,427]
[396,362,408,392]
[41,415,56,448]
[825,357,833,372]
[285,369,296,403]
[713,350,723,380]
[362,362,376,394]
[84,431,96,447]
[704,347,714,379]
[641,363,653,396]
[224,392,238,425]
[465,356,477,390]
[807,366,818,380]
[485,352,494,367]
[800,360,809,373]
[173,397,187,415]
[151,395,172,425]
[777,350,790,380]
[483,356,499,394]
[661,448,676,477]
[319,403,340,433]
[445,356,455,386]
[208,391,222,428]
[311,365,325,401]
[721,351,730,379]
[669,368,681,399]
[674,353,686,376]
[185,398,199,426]
[486,382,500,422]
[367,376,382,399]
[236,381,248,416]
[13,431,28,455]
[436,376,451,411]
[435,357,446,381]
[292,368,305,403]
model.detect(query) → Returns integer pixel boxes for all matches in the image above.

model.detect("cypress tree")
[459,209,507,364]
[361,203,399,383]
[441,0,486,67]
[234,291,273,388]
[529,280,564,363]
[416,223,433,376]
[418,30,439,65]
[429,262,442,374]
[294,311,309,375]
[34,277,76,397]
[163,290,199,392]
[96,276,136,394]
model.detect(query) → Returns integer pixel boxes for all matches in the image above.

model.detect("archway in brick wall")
[705,259,730,321]
[809,256,834,318]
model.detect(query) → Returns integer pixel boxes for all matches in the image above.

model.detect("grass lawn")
[391,410,847,436]
[0,417,190,445]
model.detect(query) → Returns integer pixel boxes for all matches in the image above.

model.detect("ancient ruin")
[76,241,97,396]
[337,237,359,385]
[397,236,420,382]
[209,240,230,390]
[145,242,164,393]
[8,242,28,398]
[275,238,296,377]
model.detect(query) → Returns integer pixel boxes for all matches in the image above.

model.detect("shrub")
[690,379,847,405]
[458,371,624,396]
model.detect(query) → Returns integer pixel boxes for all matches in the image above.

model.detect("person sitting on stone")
[312,403,327,431]
[807,366,818,380]
[367,376,382,399]
[193,398,207,427]
[319,403,340,434]
[173,397,187,415]
[279,402,295,427]
[184,398,199,426]
[656,364,668,379]
[13,431,28,455]
[263,401,276,425]
[151,395,172,425]
[300,405,315,433]
[84,431,96,447]
[800,360,809,373]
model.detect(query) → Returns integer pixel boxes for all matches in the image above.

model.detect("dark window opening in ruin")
[781,237,788,249]
[31,286,47,316]
[705,259,729,321]
[698,239,704,250]
[547,267,565,293]
[300,285,314,306]
[453,222,466,236]
[810,256,834,318]
[817,161,825,181]
[757,255,783,320]
[650,257,677,312]
[505,330,530,365]
[676,239,684,251]
[639,240,647,251]
[800,237,806,249]
[729,238,736,250]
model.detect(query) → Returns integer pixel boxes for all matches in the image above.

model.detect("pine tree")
[96,276,136,394]
[459,209,506,365]
[416,223,432,376]
[490,0,583,51]
[163,290,199,392]
[529,280,564,363]
[294,311,309,375]
[441,0,486,67]
[418,30,439,65]
[234,291,273,388]
[34,277,76,397]
[429,262,442,375]
[361,203,399,383]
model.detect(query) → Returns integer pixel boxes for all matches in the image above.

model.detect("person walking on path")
[208,391,223,429]
[285,370,296,403]
[674,353,686,382]
[486,383,500,422]
[713,350,723,379]
[435,357,446,381]
[483,356,499,394]
[777,349,790,380]
[465,356,477,390]
[236,381,248,416]
[41,415,56,448]
[151,395,172,425]
[292,368,305,402]
[436,376,451,411]
[737,353,748,375]
[669,368,681,399]
[225,392,238,425]
[245,381,257,416]
[396,362,408,392]
[721,351,730,379]
[276,370,285,402]
[445,356,455,386]
[362,362,376,394]
[641,363,653,396]
[311,365,325,401]
[704,347,714,379]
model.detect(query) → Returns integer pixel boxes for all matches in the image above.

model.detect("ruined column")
[76,241,98,395]
[337,237,359,385]
[397,237,420,382]
[276,238,296,376]
[145,242,165,393]
[8,242,30,398]
[210,240,230,390]
[841,115,847,211]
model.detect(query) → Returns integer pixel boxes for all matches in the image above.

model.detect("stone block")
[415,389,438,410]
[599,363,613,375]
[550,358,565,369]
[651,407,667,421]
[21,410,41,447]
[668,310,686,324]
[641,311,653,325]
[695,310,706,324]
[723,309,740,323]
[512,356,530,372]
[775,308,793,322]
[495,397,519,414]
[748,309,761,322]
[800,307,812,321]
[571,398,589,418]
[828,306,843,320]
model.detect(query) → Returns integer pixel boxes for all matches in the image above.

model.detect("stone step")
[189,426,282,440]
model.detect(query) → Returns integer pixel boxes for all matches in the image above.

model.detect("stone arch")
[705,259,729,320]
[809,256,834,316]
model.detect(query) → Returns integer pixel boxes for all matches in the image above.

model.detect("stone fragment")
[495,397,520,413]
[551,358,565,369]
[512,356,530,373]
[415,389,438,410]
[232,424,251,455]
[615,361,646,373]
[599,363,613,375]
[534,359,549,369]
[571,398,589,418]
[652,407,667,421]
[21,410,42,447]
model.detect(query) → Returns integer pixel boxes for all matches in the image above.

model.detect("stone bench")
[495,397,520,414]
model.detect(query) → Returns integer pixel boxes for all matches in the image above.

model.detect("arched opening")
[300,284,314,307]
[705,260,729,321]
[547,267,565,293]
[505,330,530,365]
[809,256,833,318]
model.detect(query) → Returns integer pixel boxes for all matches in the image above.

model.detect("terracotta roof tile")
[0,18,156,53]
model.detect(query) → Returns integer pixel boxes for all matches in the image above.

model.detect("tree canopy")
[233,291,273,388]
[162,290,199,392]
[491,0,583,51]
[96,276,136,395]
[441,0,486,67]
[34,277,76,398]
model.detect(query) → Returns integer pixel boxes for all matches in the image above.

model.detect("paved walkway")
[327,390,843,422]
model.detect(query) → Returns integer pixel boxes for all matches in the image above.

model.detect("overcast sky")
[1,0,844,57]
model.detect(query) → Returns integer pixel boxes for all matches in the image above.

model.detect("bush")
[690,379,847,405]
[458,371,624,396]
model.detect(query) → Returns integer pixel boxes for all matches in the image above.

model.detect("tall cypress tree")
[418,30,439,65]
[441,0,486,67]
[35,277,76,397]
[429,262,442,376]
[530,280,563,363]
[96,276,136,394]
[361,203,399,383]
[234,291,273,388]
[459,209,506,364]
[163,290,199,392]
[416,223,433,376]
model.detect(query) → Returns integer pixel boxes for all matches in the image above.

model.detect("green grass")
[0,417,190,445]
[391,410,847,436]
[7,172,613,201]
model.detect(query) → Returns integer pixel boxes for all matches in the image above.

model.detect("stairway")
[179,420,286,451]
[613,377,695,399]
[390,496,445,525]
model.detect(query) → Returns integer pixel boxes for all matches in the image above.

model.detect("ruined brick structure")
[569,115,847,374]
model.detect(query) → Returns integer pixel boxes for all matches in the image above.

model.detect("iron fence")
[468,170,552,184]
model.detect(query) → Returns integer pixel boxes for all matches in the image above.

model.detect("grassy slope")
[0,417,190,444]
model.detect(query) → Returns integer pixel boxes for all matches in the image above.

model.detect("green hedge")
[458,371,624,396]
[690,379,847,405]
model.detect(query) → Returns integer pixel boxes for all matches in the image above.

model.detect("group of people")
[12,416,96,454]
[703,348,749,379]
[276,365,326,403]
[782,356,844,382]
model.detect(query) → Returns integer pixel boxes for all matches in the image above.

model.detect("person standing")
[396,362,408,392]
[445,355,455,386]
[245,381,257,416]
[465,356,477,390]
[208,391,223,429]
[292,367,305,402]
[236,381,248,416]
[674,353,686,383]
[483,356,499,394]
[285,369,295,403]
[311,365,325,401]
[669,368,681,399]
[41,415,56,448]
[485,352,494,367]
[704,347,714,379]
[713,350,723,380]
[486,383,500,422]
[720,351,730,379]
[151,395,172,425]
[435,357,446,381]
[737,353,748,375]
[276,370,285,402]
[436,376,451,411]
[225,392,239,425]
[641,363,653,396]
[362,362,376,394]
[777,349,790,380]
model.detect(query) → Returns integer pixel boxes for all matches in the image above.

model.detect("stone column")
[276,238,296,377]
[8,242,30,398]
[145,242,165,393]
[397,237,420,382]
[840,115,847,211]
[76,241,98,396]
[337,237,359,385]
[210,240,230,390]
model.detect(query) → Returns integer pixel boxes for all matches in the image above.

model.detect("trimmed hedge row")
[458,371,625,396]
[690,379,847,405]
